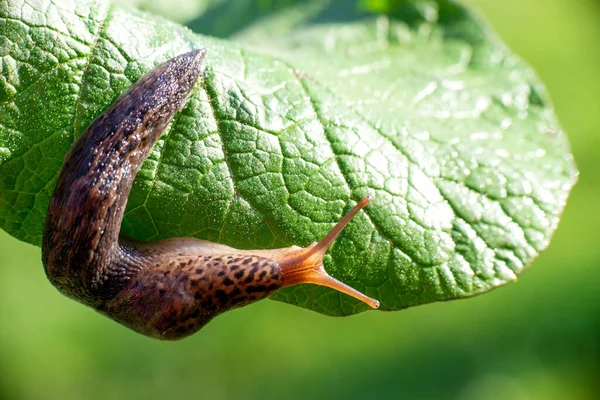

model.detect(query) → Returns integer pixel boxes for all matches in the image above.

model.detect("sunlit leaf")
[0,0,577,315]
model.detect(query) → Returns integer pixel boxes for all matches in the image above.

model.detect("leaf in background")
[0,0,577,315]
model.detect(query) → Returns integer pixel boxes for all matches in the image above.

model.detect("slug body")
[42,50,378,340]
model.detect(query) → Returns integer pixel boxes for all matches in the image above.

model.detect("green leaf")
[0,0,577,315]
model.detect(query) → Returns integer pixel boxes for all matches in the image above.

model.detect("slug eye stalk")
[277,196,379,309]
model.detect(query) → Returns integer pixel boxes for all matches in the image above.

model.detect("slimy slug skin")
[42,50,378,340]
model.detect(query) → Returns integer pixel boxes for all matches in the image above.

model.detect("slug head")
[260,196,380,309]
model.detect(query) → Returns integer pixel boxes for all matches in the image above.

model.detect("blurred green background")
[1,0,598,399]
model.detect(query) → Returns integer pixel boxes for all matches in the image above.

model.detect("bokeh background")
[1,0,598,399]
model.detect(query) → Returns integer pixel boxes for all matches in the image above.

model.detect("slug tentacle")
[41,50,379,341]
[275,196,379,309]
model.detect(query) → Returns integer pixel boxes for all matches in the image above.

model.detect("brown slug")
[41,49,379,340]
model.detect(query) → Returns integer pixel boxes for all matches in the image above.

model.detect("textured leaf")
[0,0,577,315]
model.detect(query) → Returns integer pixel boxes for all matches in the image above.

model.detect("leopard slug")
[42,49,379,340]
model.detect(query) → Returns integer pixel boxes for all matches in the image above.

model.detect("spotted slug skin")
[99,238,284,339]
[42,49,378,340]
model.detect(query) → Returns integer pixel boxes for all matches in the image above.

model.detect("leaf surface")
[0,0,577,314]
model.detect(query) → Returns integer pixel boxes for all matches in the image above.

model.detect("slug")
[42,49,379,340]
